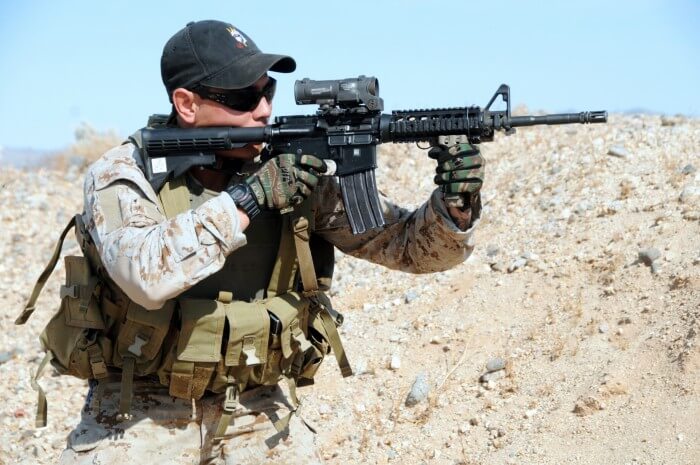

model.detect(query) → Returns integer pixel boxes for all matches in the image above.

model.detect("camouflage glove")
[429,142,484,229]
[245,153,327,210]
[429,143,484,207]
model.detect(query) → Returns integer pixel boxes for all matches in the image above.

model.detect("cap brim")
[201,53,296,90]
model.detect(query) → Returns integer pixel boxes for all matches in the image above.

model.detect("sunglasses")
[192,77,276,112]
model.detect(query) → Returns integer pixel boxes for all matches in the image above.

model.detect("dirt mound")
[1,113,698,464]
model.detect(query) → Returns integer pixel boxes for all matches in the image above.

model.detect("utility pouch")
[224,300,270,368]
[114,300,175,374]
[265,292,312,360]
[39,255,111,380]
[168,296,227,399]
[176,298,226,363]
[61,256,105,329]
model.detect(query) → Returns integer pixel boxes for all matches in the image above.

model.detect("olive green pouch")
[61,256,105,329]
[225,301,270,367]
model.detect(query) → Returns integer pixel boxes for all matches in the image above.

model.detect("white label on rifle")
[151,157,167,174]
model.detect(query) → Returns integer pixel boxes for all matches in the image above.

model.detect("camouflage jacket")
[83,143,478,309]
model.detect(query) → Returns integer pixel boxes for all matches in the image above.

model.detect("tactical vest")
[15,143,352,436]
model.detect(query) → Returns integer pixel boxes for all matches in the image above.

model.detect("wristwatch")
[227,183,261,220]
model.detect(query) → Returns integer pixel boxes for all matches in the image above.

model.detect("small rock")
[573,395,605,416]
[403,289,419,304]
[390,354,402,370]
[638,248,661,266]
[598,323,609,334]
[679,186,700,204]
[677,433,685,442]
[429,335,444,345]
[458,423,471,434]
[607,146,629,158]
[681,164,697,175]
[524,409,537,419]
[470,417,481,426]
[480,369,506,384]
[491,261,506,273]
[387,449,398,460]
[0,349,20,365]
[405,371,430,407]
[486,357,507,373]
[318,403,332,415]
[651,262,661,275]
[606,200,623,214]
[486,244,500,257]
[508,258,527,273]
[355,358,368,375]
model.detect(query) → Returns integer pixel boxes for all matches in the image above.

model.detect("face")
[175,75,273,160]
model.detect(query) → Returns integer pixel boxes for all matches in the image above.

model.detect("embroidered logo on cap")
[226,27,248,49]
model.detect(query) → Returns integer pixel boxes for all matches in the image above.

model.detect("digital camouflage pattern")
[59,377,322,465]
[83,142,477,310]
[246,153,327,209]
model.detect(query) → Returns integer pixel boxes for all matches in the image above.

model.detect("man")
[57,19,483,464]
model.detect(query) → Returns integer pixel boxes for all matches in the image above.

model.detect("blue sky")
[0,0,698,151]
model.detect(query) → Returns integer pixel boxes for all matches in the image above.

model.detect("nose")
[253,95,272,121]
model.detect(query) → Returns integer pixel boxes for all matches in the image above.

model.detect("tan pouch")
[114,299,175,375]
[176,298,226,363]
[61,256,105,329]
[39,256,111,380]
[265,292,312,360]
[225,301,270,367]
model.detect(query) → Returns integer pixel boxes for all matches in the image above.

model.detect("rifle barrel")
[509,111,607,127]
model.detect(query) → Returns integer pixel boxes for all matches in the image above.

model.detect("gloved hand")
[429,142,484,230]
[246,153,327,210]
[429,142,485,202]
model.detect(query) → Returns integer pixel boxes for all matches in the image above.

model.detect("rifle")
[137,77,607,234]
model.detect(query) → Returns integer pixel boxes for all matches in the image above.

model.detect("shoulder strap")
[15,215,77,325]
[266,199,316,297]
[158,176,190,219]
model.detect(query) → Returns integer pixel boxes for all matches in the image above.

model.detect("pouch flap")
[266,293,311,359]
[224,301,269,367]
[118,300,175,360]
[176,298,226,363]
[62,256,105,330]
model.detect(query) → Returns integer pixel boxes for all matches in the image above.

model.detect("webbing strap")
[158,176,190,219]
[15,216,77,325]
[213,384,238,441]
[31,351,53,427]
[118,356,135,420]
[170,360,195,399]
[315,308,353,377]
[86,343,108,379]
[266,214,298,297]
[292,217,318,295]
[273,376,300,433]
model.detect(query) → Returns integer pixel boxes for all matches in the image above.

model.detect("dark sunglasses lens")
[223,78,276,111]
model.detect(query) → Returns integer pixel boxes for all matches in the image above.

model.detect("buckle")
[223,385,238,412]
[60,285,78,299]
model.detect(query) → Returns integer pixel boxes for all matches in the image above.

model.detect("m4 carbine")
[138,77,607,234]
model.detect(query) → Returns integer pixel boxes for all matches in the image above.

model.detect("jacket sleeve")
[82,143,247,310]
[312,177,477,273]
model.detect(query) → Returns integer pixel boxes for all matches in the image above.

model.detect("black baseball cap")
[161,20,296,101]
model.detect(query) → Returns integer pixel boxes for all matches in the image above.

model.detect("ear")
[172,88,198,126]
